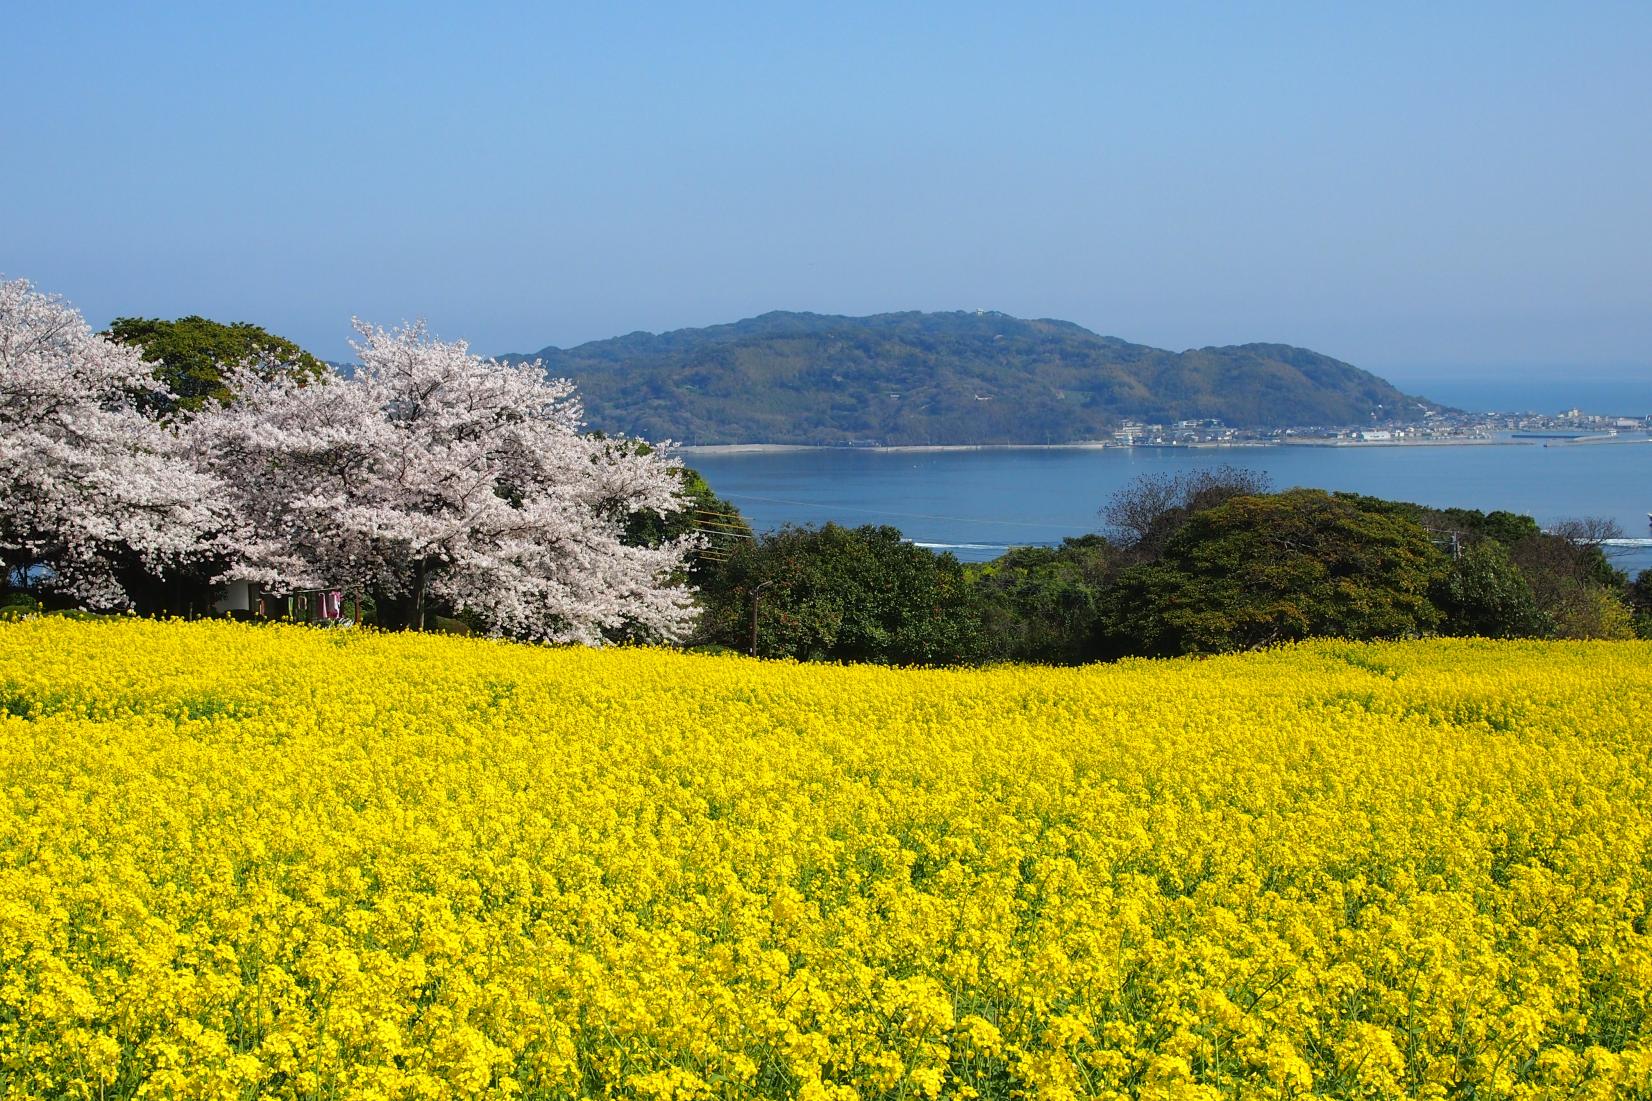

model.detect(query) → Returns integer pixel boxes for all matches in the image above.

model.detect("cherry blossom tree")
[192,321,701,642]
[0,278,228,609]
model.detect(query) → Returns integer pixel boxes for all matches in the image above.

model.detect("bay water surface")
[686,438,1652,574]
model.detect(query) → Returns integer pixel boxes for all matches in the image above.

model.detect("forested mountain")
[502,310,1436,446]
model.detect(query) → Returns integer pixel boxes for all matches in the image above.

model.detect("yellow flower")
[0,619,1648,1099]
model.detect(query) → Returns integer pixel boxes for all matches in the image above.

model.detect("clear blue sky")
[4,2,1648,387]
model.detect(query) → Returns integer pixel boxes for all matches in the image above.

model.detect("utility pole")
[749,580,775,657]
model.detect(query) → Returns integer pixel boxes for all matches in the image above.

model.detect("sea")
[686,436,1652,575]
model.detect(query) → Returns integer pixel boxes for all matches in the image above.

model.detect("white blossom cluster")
[0,278,701,642]
[0,280,227,608]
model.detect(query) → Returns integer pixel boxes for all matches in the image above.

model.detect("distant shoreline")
[1277,437,1519,448]
[673,437,1554,455]
[676,441,1112,455]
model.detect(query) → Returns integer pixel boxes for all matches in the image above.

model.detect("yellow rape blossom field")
[3,620,1651,1101]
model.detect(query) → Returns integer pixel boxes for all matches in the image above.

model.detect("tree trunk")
[376,559,431,631]
[413,558,428,632]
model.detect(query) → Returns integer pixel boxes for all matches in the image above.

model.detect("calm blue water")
[687,439,1652,574]
[1397,376,1649,416]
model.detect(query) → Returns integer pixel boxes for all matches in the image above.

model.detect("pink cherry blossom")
[0,278,229,608]
[189,320,701,642]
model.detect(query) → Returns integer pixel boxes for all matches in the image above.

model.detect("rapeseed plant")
[1,619,1649,1099]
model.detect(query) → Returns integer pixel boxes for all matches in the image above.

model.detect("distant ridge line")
[500,309,1439,446]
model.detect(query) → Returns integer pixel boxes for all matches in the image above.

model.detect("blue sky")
[4,2,1648,387]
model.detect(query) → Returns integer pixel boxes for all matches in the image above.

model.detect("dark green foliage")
[501,311,1437,445]
[1304,496,1640,640]
[1628,570,1652,615]
[622,465,752,586]
[1629,570,1652,639]
[1470,510,1545,546]
[1572,542,1627,590]
[106,315,325,415]
[1547,583,1637,640]
[696,524,982,664]
[1507,529,1629,638]
[967,536,1115,663]
[681,472,1632,666]
[1101,489,1447,656]
[429,615,473,636]
[0,593,39,622]
[1432,539,1546,638]
[1369,502,1545,549]
[1101,465,1274,562]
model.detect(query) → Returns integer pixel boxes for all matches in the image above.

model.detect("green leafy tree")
[106,315,325,415]
[1473,509,1545,546]
[1545,583,1635,639]
[1390,504,1542,548]
[622,464,751,586]
[968,536,1116,663]
[1101,466,1273,563]
[1627,569,1652,639]
[1507,521,1629,638]
[1103,489,1446,656]
[697,523,981,664]
[1432,539,1546,638]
